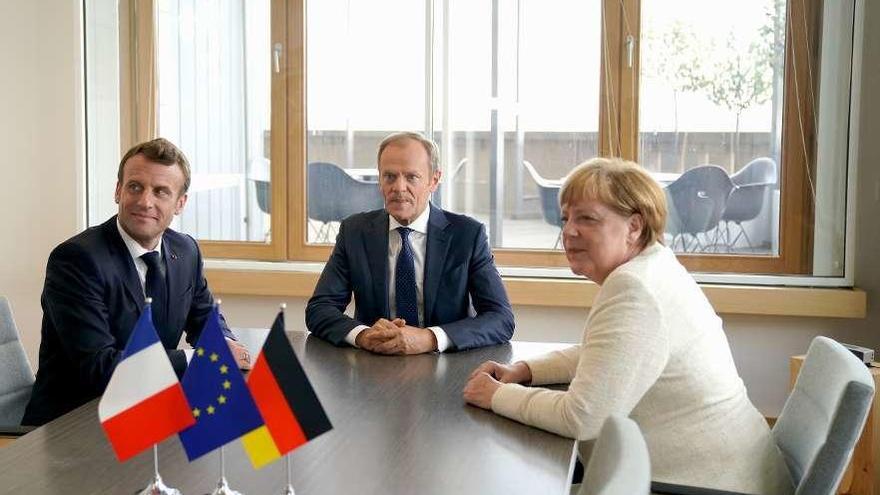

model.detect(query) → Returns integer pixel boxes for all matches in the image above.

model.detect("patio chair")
[308,162,384,242]
[721,157,778,251]
[522,160,563,248]
[664,165,734,253]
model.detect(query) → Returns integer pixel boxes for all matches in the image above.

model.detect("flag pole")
[279,303,296,495]
[137,298,183,495]
[138,444,182,495]
[210,299,244,495]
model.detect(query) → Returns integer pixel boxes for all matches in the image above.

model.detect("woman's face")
[561,197,644,284]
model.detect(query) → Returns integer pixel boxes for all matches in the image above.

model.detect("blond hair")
[559,157,667,248]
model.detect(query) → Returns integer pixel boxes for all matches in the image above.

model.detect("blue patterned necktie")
[141,251,169,336]
[395,227,420,327]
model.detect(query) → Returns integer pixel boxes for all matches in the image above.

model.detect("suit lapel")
[364,211,391,317]
[103,217,145,312]
[163,236,184,330]
[423,205,451,325]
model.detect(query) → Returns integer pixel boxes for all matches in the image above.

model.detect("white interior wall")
[1,0,878,420]
[0,0,85,372]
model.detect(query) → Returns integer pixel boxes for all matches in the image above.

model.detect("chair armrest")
[0,425,36,437]
[651,481,754,495]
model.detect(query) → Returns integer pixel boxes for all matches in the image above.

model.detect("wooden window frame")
[169,0,291,262]
[181,0,824,275]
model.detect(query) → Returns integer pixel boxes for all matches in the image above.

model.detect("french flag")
[98,304,195,461]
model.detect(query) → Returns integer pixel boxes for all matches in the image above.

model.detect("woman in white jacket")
[463,158,793,494]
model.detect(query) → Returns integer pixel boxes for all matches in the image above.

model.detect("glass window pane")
[639,0,785,256]
[306,0,424,244]
[437,0,602,251]
[156,0,272,242]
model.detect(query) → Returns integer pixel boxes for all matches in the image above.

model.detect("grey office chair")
[578,415,651,495]
[0,296,35,430]
[307,162,384,242]
[721,158,777,251]
[523,160,563,248]
[653,336,874,495]
[664,165,733,253]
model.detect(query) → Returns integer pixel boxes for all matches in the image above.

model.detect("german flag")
[242,310,333,468]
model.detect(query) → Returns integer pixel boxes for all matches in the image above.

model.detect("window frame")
[190,0,825,275]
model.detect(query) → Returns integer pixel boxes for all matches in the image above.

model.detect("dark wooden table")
[0,332,576,494]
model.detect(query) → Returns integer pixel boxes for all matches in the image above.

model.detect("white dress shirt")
[117,219,197,361]
[116,218,161,297]
[345,206,451,352]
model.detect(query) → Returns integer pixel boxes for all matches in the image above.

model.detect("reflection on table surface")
[0,331,576,495]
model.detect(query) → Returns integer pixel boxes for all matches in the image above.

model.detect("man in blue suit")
[306,132,514,354]
[22,138,249,426]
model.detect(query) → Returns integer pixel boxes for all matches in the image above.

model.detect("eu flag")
[178,305,264,461]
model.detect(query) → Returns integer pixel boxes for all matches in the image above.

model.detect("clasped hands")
[462,360,532,410]
[355,318,438,355]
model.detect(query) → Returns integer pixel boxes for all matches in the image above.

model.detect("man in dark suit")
[22,138,250,426]
[306,132,514,354]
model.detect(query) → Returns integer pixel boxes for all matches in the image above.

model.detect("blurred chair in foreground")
[653,335,874,495]
[578,415,651,495]
[0,296,35,446]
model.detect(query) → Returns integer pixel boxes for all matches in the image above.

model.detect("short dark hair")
[117,138,191,195]
[376,132,440,173]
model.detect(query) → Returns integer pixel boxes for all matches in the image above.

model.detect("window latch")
[273,43,282,74]
[625,35,635,69]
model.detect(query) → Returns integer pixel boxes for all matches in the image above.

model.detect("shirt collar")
[388,204,431,235]
[116,217,162,260]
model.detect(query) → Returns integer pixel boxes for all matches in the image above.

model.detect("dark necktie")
[395,227,420,327]
[141,251,169,335]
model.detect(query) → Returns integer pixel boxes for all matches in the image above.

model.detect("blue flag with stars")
[178,305,264,461]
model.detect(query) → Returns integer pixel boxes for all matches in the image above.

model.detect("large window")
[86,0,856,278]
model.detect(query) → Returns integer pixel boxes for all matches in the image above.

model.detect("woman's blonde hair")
[559,157,667,248]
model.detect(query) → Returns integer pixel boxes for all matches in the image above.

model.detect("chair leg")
[730,222,755,252]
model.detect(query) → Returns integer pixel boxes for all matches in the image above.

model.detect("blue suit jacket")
[306,205,514,350]
[22,216,231,426]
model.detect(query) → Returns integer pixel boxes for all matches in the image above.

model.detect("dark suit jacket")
[22,216,231,426]
[305,205,514,350]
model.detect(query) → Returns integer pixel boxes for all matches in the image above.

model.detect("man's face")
[378,139,441,225]
[115,154,188,250]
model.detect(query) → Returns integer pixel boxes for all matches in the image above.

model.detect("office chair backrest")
[523,160,562,227]
[772,336,874,495]
[664,165,733,236]
[579,416,651,495]
[307,162,384,223]
[0,296,35,426]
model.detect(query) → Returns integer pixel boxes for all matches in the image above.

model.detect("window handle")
[273,43,282,74]
[626,35,635,69]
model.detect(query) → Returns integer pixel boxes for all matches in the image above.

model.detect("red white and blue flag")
[98,305,195,461]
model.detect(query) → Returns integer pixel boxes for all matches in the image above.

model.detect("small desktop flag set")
[98,301,332,495]
[243,310,333,469]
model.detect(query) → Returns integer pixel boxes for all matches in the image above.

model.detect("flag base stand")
[138,473,181,495]
[211,476,243,495]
